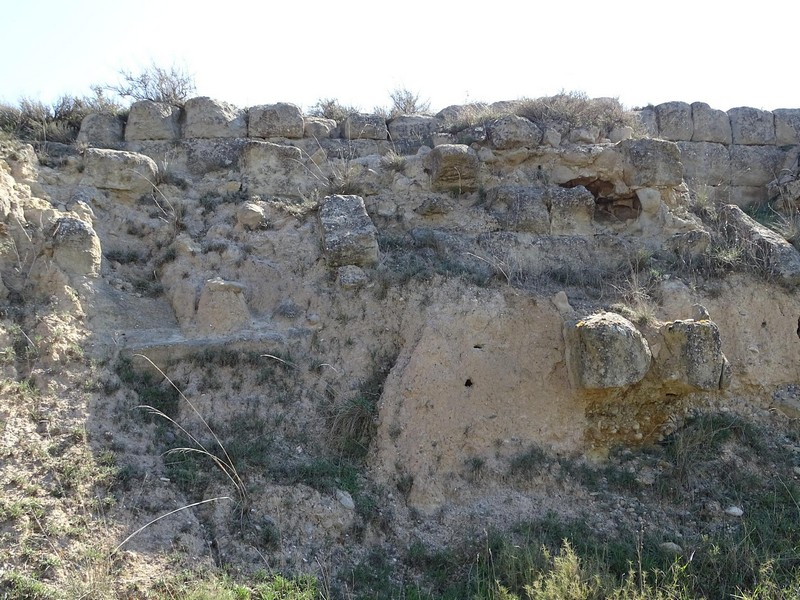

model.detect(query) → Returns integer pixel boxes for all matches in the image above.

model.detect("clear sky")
[2,0,797,114]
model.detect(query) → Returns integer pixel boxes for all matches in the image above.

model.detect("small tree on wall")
[101,62,196,106]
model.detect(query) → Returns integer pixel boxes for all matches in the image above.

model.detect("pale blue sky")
[2,0,797,113]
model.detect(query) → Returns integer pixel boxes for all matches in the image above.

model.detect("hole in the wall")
[562,177,641,223]
[796,317,800,339]
[473,344,484,349]
[464,378,473,387]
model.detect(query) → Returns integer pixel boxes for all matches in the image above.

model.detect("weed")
[104,248,145,264]
[508,444,550,479]
[0,571,56,599]
[611,266,659,325]
[381,149,407,172]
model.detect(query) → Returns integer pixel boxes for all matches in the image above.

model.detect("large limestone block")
[195,278,250,334]
[423,144,480,192]
[774,109,800,145]
[485,185,550,233]
[678,141,731,185]
[548,185,595,235]
[564,311,652,389]
[125,101,181,141]
[691,102,732,144]
[51,217,101,277]
[486,115,543,150]
[729,145,785,187]
[183,97,247,139]
[655,101,693,141]
[341,113,388,140]
[76,113,124,149]
[719,204,800,285]
[82,148,158,194]
[659,319,729,391]
[387,115,441,144]
[249,103,304,139]
[728,107,775,145]
[184,138,246,175]
[304,116,337,139]
[242,141,314,198]
[318,195,379,267]
[634,107,658,137]
[620,139,683,188]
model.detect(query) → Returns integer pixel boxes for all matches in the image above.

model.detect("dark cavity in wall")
[562,177,641,223]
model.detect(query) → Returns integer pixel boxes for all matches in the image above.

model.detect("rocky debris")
[771,384,800,418]
[236,202,267,230]
[341,113,388,141]
[249,103,304,139]
[486,115,543,150]
[485,185,550,233]
[415,195,454,216]
[658,319,730,391]
[125,101,181,141]
[423,144,480,192]
[665,230,711,261]
[76,113,124,149]
[548,185,595,235]
[620,139,683,188]
[82,148,158,195]
[718,204,800,285]
[195,277,250,334]
[728,107,776,145]
[182,97,247,139]
[691,102,732,144]
[655,101,693,142]
[318,195,379,267]
[51,216,102,277]
[564,312,652,389]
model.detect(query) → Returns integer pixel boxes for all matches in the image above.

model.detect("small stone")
[337,265,369,289]
[792,466,800,477]
[336,489,355,511]
[659,542,683,554]
[725,505,744,517]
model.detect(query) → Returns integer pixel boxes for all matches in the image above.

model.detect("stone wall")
[78,97,800,208]
[639,102,800,206]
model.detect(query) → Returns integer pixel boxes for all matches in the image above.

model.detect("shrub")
[515,90,637,135]
[308,97,360,122]
[102,62,196,106]
[387,87,431,117]
[0,91,123,143]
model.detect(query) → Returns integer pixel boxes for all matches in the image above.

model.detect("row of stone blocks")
[640,102,800,146]
[79,97,436,147]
